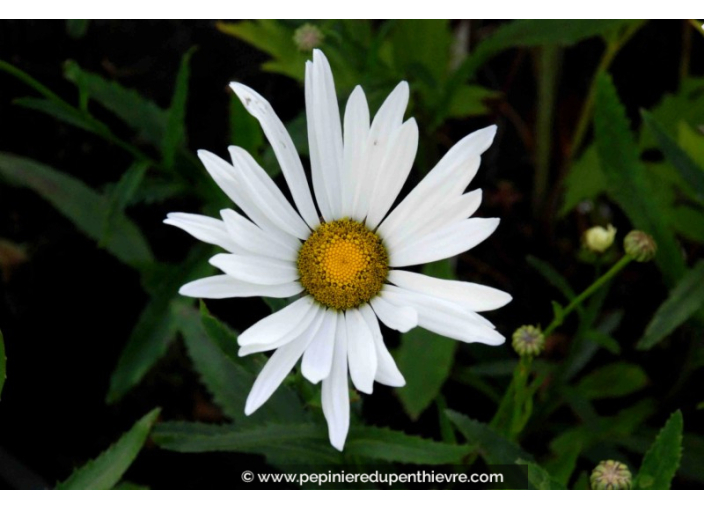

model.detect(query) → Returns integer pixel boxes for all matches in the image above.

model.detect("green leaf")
[526,256,577,301]
[66,20,90,39]
[101,161,148,247]
[345,427,471,464]
[575,363,648,400]
[445,410,533,464]
[448,85,500,118]
[391,20,452,84]
[678,121,704,169]
[642,110,704,204]
[13,97,110,136]
[0,153,153,268]
[593,73,686,287]
[175,304,307,424]
[396,260,457,419]
[634,410,683,489]
[559,145,607,216]
[113,481,150,490]
[637,260,704,350]
[64,60,168,147]
[107,247,212,403]
[482,20,639,51]
[583,329,621,355]
[551,301,565,326]
[199,301,240,363]
[0,328,6,400]
[56,408,160,490]
[162,48,195,169]
[516,459,566,490]
[230,92,264,156]
[669,206,704,244]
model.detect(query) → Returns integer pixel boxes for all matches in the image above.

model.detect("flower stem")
[543,254,633,337]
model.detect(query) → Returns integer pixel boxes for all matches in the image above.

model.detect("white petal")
[307,49,343,220]
[321,316,350,451]
[305,61,332,222]
[239,306,323,356]
[351,81,409,221]
[341,86,370,218]
[229,82,320,230]
[301,310,338,384]
[385,189,483,251]
[370,294,418,333]
[220,208,300,262]
[244,315,321,415]
[359,304,405,387]
[345,308,377,394]
[229,147,311,240]
[378,125,496,239]
[383,286,505,346]
[365,118,419,229]
[164,213,239,253]
[238,296,315,347]
[387,269,512,312]
[210,253,298,286]
[389,217,500,267]
[197,150,282,234]
[179,275,302,299]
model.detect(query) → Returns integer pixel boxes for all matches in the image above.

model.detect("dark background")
[0,20,701,489]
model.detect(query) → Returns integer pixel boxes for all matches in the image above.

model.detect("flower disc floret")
[298,219,388,310]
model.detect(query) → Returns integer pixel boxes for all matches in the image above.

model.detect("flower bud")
[624,230,656,262]
[590,460,632,490]
[584,224,616,253]
[511,325,545,357]
[293,24,324,52]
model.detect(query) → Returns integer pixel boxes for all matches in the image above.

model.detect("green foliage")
[395,259,457,419]
[637,261,704,350]
[101,161,148,247]
[559,145,606,215]
[594,73,686,286]
[446,410,533,464]
[162,48,195,169]
[634,410,683,489]
[66,20,90,39]
[527,255,578,302]
[516,459,566,490]
[56,408,160,489]
[575,363,648,399]
[0,153,153,268]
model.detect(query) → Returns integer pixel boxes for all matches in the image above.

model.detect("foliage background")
[0,19,702,489]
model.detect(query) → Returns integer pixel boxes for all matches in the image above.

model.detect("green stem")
[543,254,632,337]
[533,45,561,213]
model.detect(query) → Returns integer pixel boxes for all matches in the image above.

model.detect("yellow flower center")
[298,219,388,310]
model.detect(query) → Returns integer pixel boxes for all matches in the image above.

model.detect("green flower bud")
[624,230,657,262]
[590,460,632,490]
[584,224,616,253]
[293,24,324,52]
[512,325,545,357]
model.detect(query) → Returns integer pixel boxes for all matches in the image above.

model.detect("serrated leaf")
[0,153,153,268]
[101,161,148,247]
[637,260,704,350]
[642,110,704,204]
[175,304,307,424]
[594,73,686,287]
[56,408,160,490]
[575,363,648,400]
[345,427,471,464]
[516,459,566,490]
[634,410,683,489]
[64,60,167,147]
[559,145,607,216]
[107,247,212,403]
[445,410,533,464]
[0,328,6,400]
[396,259,458,419]
[162,48,195,169]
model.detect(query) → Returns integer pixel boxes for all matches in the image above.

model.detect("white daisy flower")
[165,49,511,451]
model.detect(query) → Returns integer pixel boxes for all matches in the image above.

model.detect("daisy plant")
[165,50,511,450]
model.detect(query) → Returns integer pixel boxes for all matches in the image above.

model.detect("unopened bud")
[624,230,656,262]
[590,460,632,490]
[293,24,324,52]
[512,325,545,357]
[584,224,616,253]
